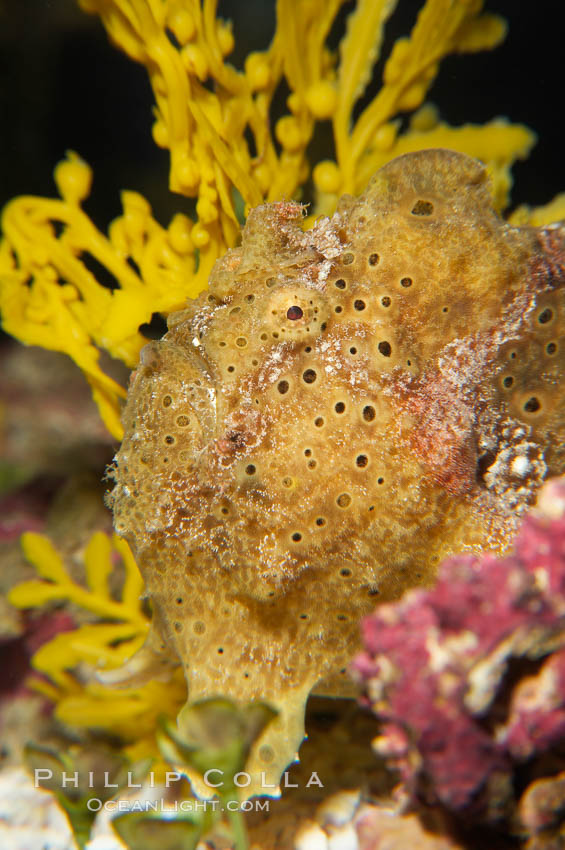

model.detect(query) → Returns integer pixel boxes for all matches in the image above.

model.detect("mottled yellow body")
[111,150,565,795]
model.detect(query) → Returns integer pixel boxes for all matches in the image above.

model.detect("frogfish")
[110,150,565,796]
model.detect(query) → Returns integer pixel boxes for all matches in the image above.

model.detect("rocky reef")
[353,475,565,841]
[110,149,565,794]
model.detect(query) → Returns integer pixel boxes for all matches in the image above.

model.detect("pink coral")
[352,477,565,814]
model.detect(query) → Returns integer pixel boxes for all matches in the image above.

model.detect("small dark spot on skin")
[335,306,343,313]
[337,493,351,508]
[228,431,244,446]
[278,380,289,394]
[314,417,324,427]
[165,435,175,445]
[356,455,368,468]
[367,588,380,596]
[349,347,357,355]
[260,745,275,762]
[340,568,352,577]
[304,449,312,457]
[335,279,346,289]
[316,517,326,526]
[378,341,391,357]
[300,613,308,619]
[503,376,514,388]
[381,296,391,307]
[176,597,183,604]
[335,402,345,413]
[524,397,541,413]
[377,477,384,485]
[337,614,347,621]
[227,365,235,373]
[411,200,434,216]
[354,299,366,311]
[303,369,317,384]
[547,342,557,355]
[400,277,412,288]
[368,253,379,266]
[245,464,256,475]
[442,307,449,313]
[363,405,376,421]
[538,308,553,324]
[292,532,302,542]
[218,647,224,654]
[305,346,312,353]
[162,395,172,407]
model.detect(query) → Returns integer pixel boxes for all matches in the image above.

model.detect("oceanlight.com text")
[86,798,270,813]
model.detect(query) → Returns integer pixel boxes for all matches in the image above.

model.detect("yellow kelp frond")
[509,193,565,227]
[9,530,185,752]
[333,0,399,178]
[78,0,265,217]
[0,153,208,438]
[53,672,187,743]
[76,0,351,216]
[0,0,538,440]
[315,0,512,199]
[267,0,347,202]
[9,530,148,688]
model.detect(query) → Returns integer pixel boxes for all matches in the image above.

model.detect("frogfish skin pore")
[110,150,565,795]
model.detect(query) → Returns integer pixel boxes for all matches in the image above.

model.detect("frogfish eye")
[286,305,303,320]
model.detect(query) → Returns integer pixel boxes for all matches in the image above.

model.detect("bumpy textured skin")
[110,150,565,795]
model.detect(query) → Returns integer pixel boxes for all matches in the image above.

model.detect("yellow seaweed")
[0,0,535,433]
[9,531,186,758]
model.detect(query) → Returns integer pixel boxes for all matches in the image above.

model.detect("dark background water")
[0,0,562,231]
